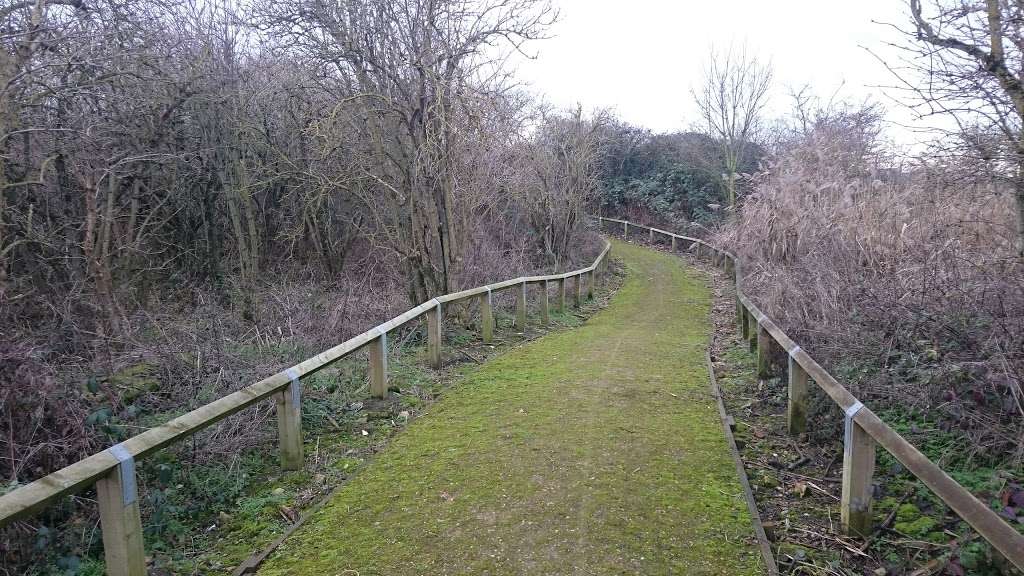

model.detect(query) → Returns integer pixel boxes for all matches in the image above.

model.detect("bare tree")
[253,0,556,303]
[883,0,1024,254]
[692,44,773,207]
[519,105,607,268]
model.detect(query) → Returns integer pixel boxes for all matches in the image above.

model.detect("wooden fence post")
[841,402,875,537]
[557,278,566,311]
[574,274,582,307]
[277,369,303,470]
[541,280,550,325]
[748,315,759,352]
[671,236,676,251]
[586,270,594,299]
[741,306,750,340]
[623,221,628,237]
[369,332,388,398]
[757,323,772,379]
[516,281,527,330]
[648,228,654,243]
[787,350,808,435]
[480,288,494,343]
[426,302,442,368]
[735,295,744,334]
[97,445,146,576]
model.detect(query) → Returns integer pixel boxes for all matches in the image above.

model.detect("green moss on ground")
[259,240,763,575]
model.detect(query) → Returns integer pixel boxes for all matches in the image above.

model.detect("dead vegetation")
[714,99,1024,467]
[706,255,1024,576]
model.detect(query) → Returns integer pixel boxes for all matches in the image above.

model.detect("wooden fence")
[597,216,1024,571]
[0,239,612,576]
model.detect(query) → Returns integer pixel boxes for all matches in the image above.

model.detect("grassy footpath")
[259,240,763,575]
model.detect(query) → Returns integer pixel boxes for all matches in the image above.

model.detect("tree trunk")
[1016,175,1024,257]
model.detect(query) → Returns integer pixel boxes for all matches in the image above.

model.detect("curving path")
[259,240,764,575]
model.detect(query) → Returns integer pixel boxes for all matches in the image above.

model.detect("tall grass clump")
[717,101,1024,465]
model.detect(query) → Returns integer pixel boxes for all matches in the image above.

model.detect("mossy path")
[259,240,763,575]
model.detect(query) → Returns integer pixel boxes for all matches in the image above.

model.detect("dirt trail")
[259,240,764,575]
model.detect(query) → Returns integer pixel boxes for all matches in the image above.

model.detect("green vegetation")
[715,318,1024,574]
[25,267,616,575]
[259,241,762,575]
[597,128,763,227]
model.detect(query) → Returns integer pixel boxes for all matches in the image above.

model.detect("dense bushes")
[0,0,606,483]
[0,2,605,572]
[596,128,762,230]
[716,101,1024,465]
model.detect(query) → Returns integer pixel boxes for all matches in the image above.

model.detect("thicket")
[716,97,1024,467]
[0,0,609,572]
[595,123,762,230]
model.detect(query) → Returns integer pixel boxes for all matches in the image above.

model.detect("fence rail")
[7,216,1022,574]
[597,216,1024,571]
[0,238,612,576]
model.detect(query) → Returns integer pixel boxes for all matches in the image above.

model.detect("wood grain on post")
[540,280,550,324]
[586,270,594,299]
[623,221,628,237]
[480,290,494,343]
[426,303,442,368]
[648,228,654,243]
[516,281,527,329]
[842,404,875,537]
[369,333,388,399]
[574,274,582,307]
[276,376,303,470]
[96,458,146,576]
[787,353,808,435]
[557,278,566,312]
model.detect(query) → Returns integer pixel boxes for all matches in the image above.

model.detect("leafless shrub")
[718,97,1024,464]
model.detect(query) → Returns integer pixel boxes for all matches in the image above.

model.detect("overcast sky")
[513,0,933,147]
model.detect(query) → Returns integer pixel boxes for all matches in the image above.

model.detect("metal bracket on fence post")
[276,366,304,470]
[107,443,137,506]
[841,399,874,536]
[843,401,864,451]
[99,442,146,575]
[286,367,301,416]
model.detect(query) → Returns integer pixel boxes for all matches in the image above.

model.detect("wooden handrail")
[597,215,1024,570]
[0,238,612,575]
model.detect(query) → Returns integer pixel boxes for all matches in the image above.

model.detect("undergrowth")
[9,264,623,576]
[701,248,1024,576]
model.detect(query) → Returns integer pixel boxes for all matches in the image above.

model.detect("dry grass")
[716,117,1024,465]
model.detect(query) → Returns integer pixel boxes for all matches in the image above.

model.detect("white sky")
[512,0,937,147]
